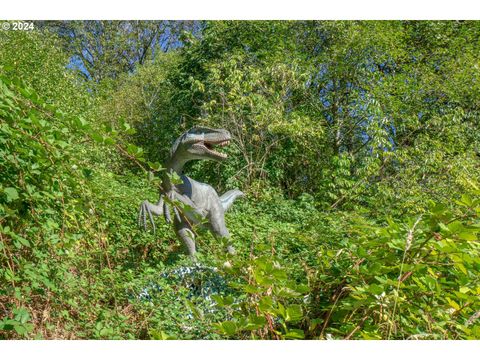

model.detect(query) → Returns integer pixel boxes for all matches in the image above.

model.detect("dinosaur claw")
[138,200,164,233]
[138,203,146,230]
[137,204,142,228]
[138,201,148,231]
[173,207,182,223]
[143,204,147,231]
[148,206,156,234]
[163,202,171,224]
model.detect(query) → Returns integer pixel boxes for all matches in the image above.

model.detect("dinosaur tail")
[220,189,245,213]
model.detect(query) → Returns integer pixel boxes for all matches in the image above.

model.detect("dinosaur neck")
[165,152,188,175]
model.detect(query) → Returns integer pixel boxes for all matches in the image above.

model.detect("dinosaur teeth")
[217,140,230,147]
[200,139,230,159]
[209,149,227,158]
[205,139,230,147]
[211,149,227,158]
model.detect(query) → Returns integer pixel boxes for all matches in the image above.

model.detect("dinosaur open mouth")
[202,139,230,159]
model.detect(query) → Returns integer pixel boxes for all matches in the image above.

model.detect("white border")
[1,340,479,360]
[1,0,480,20]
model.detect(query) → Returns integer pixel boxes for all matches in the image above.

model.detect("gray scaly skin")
[138,127,244,256]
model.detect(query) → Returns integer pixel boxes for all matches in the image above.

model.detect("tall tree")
[39,20,201,82]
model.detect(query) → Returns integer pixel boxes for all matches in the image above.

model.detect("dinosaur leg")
[209,207,235,255]
[219,189,244,213]
[174,219,196,257]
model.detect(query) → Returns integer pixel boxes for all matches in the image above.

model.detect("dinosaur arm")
[162,189,207,223]
[139,186,206,233]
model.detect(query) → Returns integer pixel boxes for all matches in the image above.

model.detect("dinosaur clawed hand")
[137,196,181,234]
[138,200,157,234]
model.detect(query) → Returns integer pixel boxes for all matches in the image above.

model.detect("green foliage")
[92,52,181,172]
[1,21,479,340]
[0,30,90,113]
[306,195,480,340]
[213,252,309,339]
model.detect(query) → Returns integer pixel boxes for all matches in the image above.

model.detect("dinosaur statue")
[138,127,244,257]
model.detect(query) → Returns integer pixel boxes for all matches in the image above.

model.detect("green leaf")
[4,187,19,202]
[167,171,183,185]
[150,330,176,340]
[14,324,28,335]
[223,295,234,306]
[455,262,468,275]
[457,232,477,241]
[90,132,104,143]
[243,284,261,294]
[249,314,267,326]
[276,302,286,319]
[82,168,93,180]
[13,234,30,248]
[148,162,165,172]
[458,194,473,207]
[284,328,304,339]
[103,137,116,145]
[185,300,204,319]
[259,296,274,312]
[13,307,31,324]
[446,297,460,311]
[285,305,303,322]
[211,294,224,307]
[220,321,237,336]
[367,284,384,295]
[127,144,143,156]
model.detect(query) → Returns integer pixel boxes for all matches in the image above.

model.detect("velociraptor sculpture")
[138,127,244,256]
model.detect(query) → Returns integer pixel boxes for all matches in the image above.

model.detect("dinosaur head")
[171,127,231,162]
